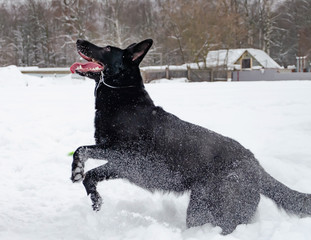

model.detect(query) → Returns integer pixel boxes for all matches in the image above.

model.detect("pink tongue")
[70,62,104,73]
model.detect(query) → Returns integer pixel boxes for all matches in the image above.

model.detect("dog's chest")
[94,107,155,142]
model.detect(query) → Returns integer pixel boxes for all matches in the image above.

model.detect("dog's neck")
[101,68,144,88]
[94,67,154,111]
[95,82,154,111]
[94,77,138,97]
[101,79,137,89]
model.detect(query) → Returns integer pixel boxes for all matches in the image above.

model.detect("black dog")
[70,39,311,234]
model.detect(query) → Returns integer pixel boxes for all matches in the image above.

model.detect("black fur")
[71,39,311,234]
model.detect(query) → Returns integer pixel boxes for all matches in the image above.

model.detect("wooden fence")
[140,66,228,83]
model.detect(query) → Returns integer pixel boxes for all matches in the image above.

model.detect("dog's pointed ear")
[126,43,136,49]
[125,39,153,65]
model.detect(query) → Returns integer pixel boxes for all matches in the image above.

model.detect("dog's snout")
[76,39,85,45]
[76,39,90,53]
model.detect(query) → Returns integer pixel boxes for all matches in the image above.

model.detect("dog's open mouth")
[70,52,104,73]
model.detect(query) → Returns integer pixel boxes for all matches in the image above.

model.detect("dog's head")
[70,39,153,88]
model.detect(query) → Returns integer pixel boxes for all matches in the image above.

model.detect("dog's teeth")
[89,67,101,71]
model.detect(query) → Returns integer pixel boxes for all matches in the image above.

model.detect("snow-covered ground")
[1,66,311,240]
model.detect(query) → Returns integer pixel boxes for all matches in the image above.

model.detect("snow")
[141,65,188,71]
[17,66,70,72]
[1,66,311,240]
[149,78,189,84]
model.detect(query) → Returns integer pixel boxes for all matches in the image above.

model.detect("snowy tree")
[0,0,309,67]
[0,3,11,65]
[270,0,311,66]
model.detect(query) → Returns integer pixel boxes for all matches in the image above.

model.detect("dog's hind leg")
[83,163,119,211]
[186,182,215,229]
[187,174,260,235]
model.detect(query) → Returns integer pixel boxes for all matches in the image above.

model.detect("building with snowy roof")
[205,48,282,70]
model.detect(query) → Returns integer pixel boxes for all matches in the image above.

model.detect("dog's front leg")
[71,144,107,183]
[83,163,119,211]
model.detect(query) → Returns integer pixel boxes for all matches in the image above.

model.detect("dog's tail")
[259,166,311,216]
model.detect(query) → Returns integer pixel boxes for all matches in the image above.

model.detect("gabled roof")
[206,48,281,70]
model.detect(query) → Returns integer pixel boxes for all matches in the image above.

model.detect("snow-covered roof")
[205,48,281,70]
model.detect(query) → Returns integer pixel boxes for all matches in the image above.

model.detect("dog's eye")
[105,46,111,52]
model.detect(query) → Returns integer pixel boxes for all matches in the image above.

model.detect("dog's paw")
[90,191,103,211]
[71,161,85,183]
